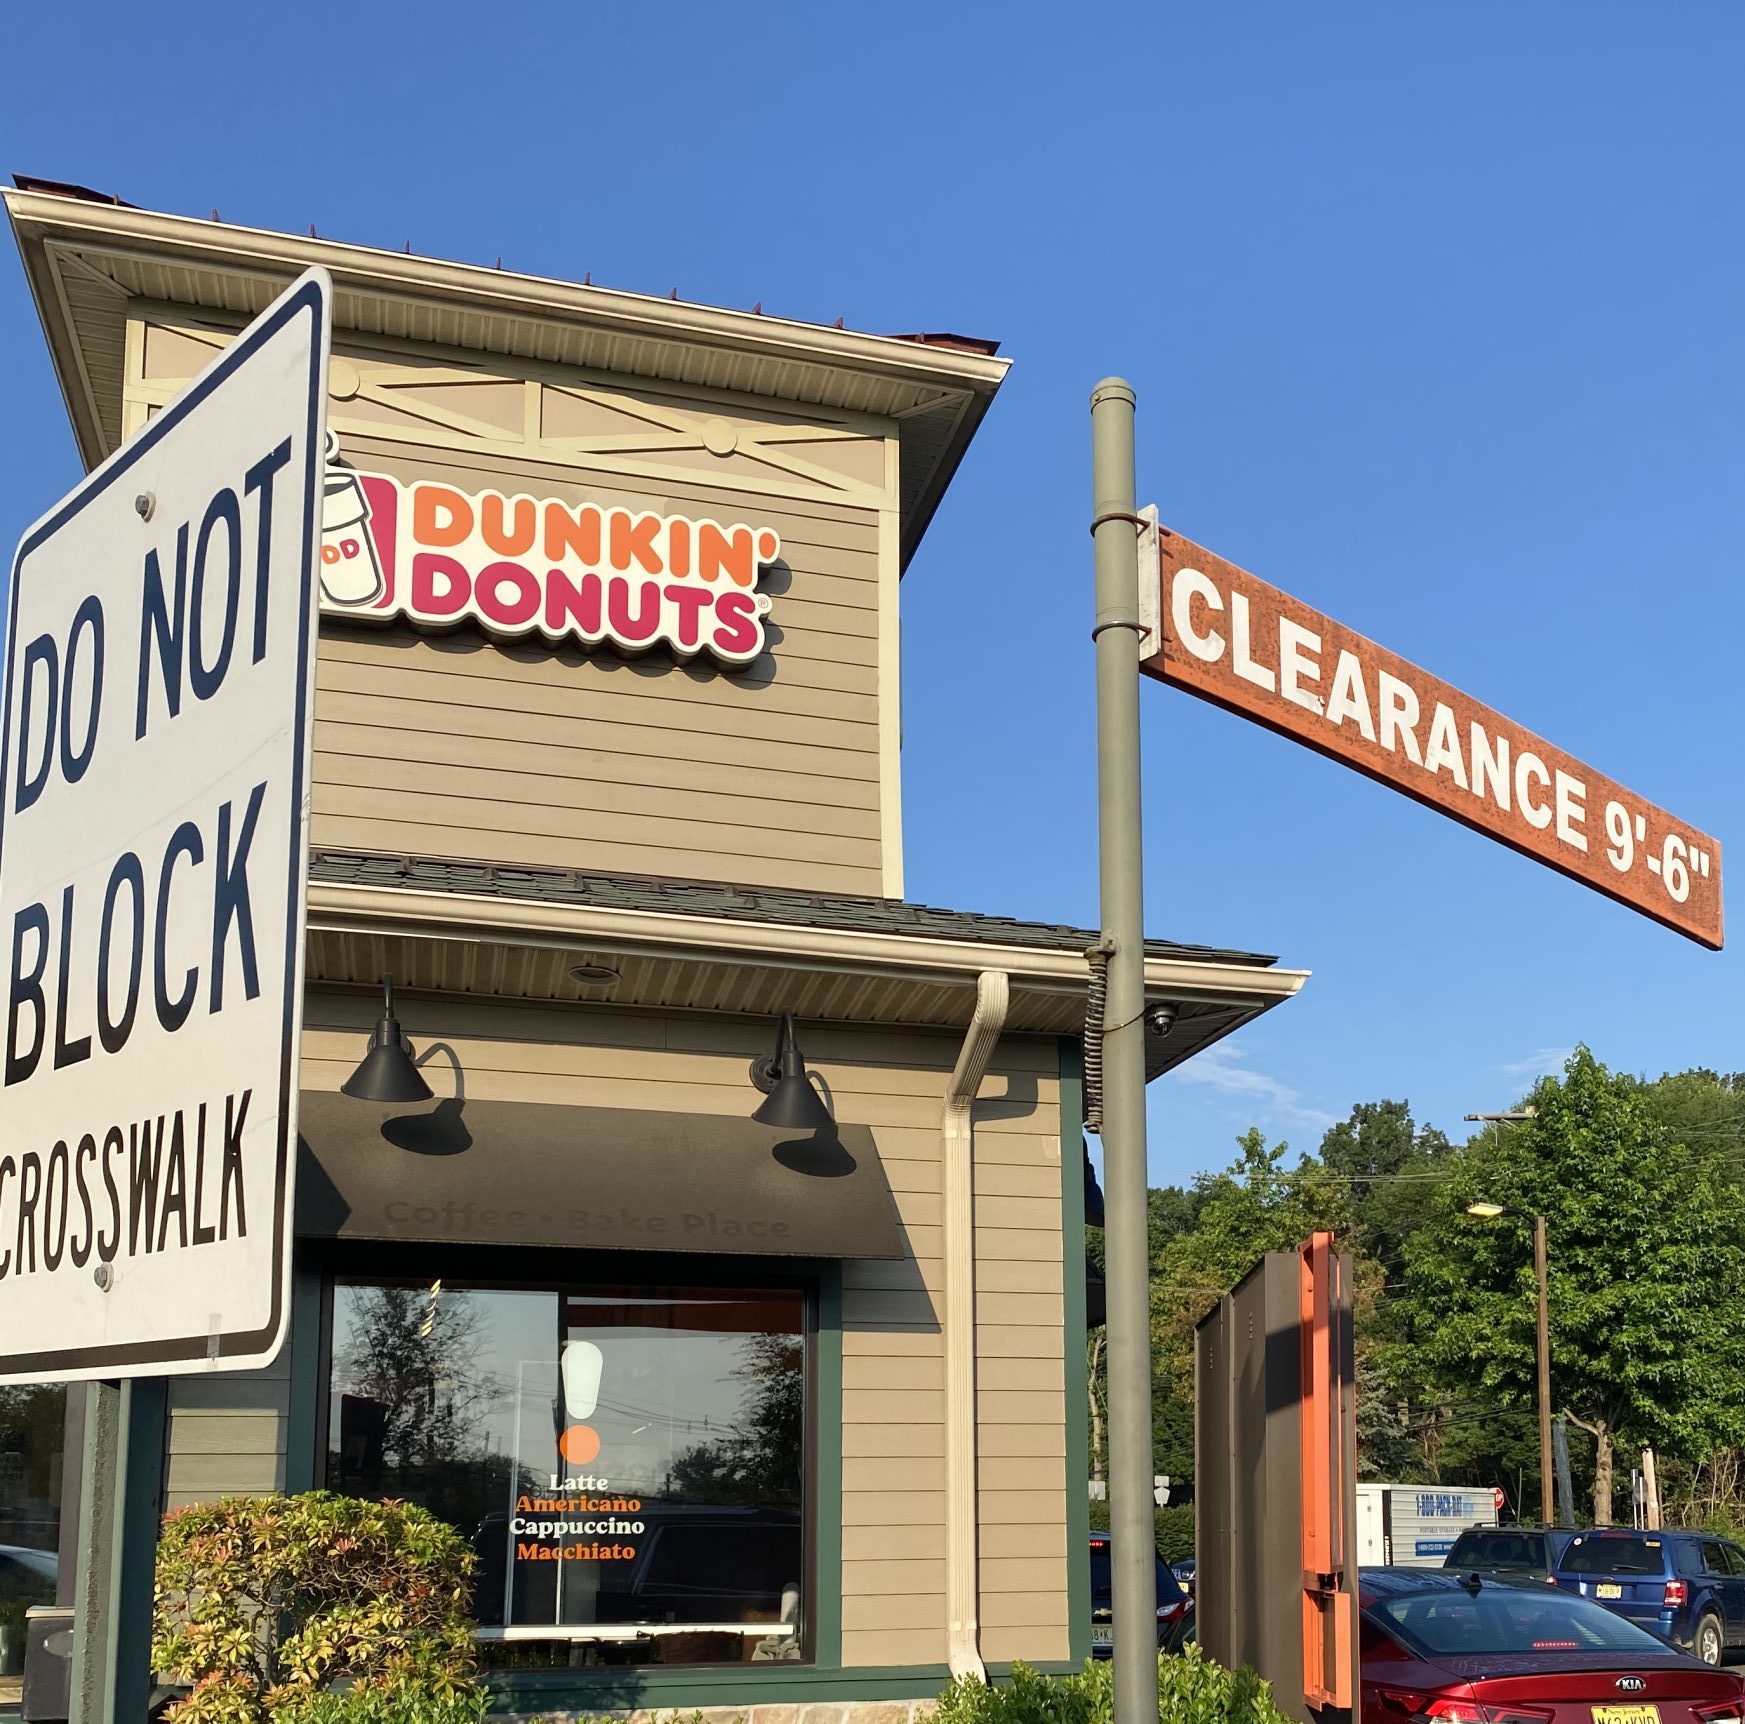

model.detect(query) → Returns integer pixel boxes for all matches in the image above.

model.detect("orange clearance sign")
[1139,525,1723,949]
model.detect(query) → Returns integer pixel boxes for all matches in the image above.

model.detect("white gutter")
[942,970,1010,1681]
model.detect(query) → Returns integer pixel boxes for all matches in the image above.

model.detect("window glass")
[0,1384,65,1706]
[1562,1535,1667,1576]
[1447,1531,1544,1570]
[328,1281,807,1667]
[1700,1541,1731,1576]
[1723,1546,1745,1579]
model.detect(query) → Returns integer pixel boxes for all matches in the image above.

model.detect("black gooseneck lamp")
[750,1012,835,1133]
[341,975,434,1103]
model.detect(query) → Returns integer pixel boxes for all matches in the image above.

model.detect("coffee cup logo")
[320,437,386,607]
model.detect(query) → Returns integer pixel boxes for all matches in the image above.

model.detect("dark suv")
[1088,1534,1189,1659]
[1443,1524,1579,1584]
[1552,1527,1745,1665]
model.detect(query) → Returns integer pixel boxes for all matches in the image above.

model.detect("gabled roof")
[4,179,1009,570]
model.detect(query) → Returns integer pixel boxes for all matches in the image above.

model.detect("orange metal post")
[1299,1232,1354,1713]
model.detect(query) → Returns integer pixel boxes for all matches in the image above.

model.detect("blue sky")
[1,3,1739,1185]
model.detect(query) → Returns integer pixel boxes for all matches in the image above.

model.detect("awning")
[295,1091,905,1260]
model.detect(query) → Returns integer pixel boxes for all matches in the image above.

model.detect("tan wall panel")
[843,1356,946,1394]
[980,1592,1069,1630]
[981,1424,1067,1459]
[842,1390,945,1426]
[164,1414,285,1456]
[977,1262,1069,1296]
[842,1628,949,1668]
[979,1490,1064,1526]
[313,690,880,782]
[315,752,881,841]
[983,1626,1071,1665]
[841,1457,947,1493]
[841,1593,951,1633]
[842,1558,947,1597]
[311,784,877,871]
[165,1453,284,1499]
[979,1455,1067,1493]
[982,1556,1068,1596]
[981,1522,1068,1561]
[843,1523,947,1561]
[840,1494,949,1529]
[979,1357,1069,1394]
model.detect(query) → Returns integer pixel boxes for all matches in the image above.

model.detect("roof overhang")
[304,879,1308,1082]
[4,182,1009,569]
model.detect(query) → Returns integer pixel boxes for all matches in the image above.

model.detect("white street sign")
[0,270,330,1382]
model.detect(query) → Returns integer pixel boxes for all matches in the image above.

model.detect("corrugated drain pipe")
[942,969,1010,1681]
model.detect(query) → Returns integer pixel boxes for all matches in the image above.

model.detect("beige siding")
[162,1352,290,1510]
[157,994,1069,1669]
[127,321,897,895]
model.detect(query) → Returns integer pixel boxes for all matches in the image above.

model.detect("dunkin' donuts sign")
[319,442,777,667]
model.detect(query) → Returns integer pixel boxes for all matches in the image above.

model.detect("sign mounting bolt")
[93,1264,113,1291]
[134,492,155,522]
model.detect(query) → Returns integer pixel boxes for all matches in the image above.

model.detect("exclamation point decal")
[560,1340,604,1466]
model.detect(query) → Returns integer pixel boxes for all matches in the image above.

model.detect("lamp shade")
[341,977,433,1103]
[751,1012,835,1132]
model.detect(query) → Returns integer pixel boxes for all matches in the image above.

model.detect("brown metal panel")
[1143,530,1722,948]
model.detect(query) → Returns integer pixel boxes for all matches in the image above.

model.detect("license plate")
[1592,1706,1658,1724]
[1595,1583,1623,1599]
[1092,1632,1114,1648]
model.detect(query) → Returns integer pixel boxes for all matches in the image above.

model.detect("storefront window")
[0,1384,65,1706]
[327,1280,807,1667]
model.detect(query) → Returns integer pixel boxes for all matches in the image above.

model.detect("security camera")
[1147,1004,1176,1037]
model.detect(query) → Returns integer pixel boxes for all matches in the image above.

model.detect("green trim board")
[1060,1036,1092,1667]
[814,1261,845,1669]
[282,1264,324,1493]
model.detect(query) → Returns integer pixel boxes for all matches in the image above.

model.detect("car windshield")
[1448,1532,1546,1570]
[1371,1588,1670,1657]
[1562,1536,1668,1576]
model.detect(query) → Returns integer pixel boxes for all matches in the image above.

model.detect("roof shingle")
[307,851,1277,968]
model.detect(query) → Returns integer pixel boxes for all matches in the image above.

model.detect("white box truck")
[1357,1483,1501,1567]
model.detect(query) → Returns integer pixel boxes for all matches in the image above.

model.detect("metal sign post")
[1089,379,1156,1724]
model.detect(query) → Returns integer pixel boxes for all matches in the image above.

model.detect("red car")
[1362,1568,1745,1724]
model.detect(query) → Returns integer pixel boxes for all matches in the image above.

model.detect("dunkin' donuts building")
[1,179,1303,1721]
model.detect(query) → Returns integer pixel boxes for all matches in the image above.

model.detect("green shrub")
[153,1491,486,1722]
[936,1650,1291,1724]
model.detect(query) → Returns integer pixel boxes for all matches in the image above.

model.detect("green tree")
[1402,1048,1745,1524]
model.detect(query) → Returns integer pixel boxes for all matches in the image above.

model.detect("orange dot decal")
[559,1424,601,1465]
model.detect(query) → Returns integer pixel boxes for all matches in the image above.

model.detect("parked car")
[1362,1566,1745,1722]
[1088,1534,1189,1660]
[1445,1525,1580,1584]
[1172,1557,1197,1594]
[1554,1529,1745,1666]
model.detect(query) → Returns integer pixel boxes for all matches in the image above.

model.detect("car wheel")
[1696,1614,1724,1666]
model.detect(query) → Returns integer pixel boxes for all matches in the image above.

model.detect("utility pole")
[1090,377,1157,1724]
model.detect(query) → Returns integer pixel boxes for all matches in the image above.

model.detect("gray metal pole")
[1090,377,1157,1724]
[68,1380,124,1724]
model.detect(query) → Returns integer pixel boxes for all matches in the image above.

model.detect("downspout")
[943,968,1010,1681]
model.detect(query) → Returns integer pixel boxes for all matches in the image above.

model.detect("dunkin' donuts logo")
[318,440,778,667]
